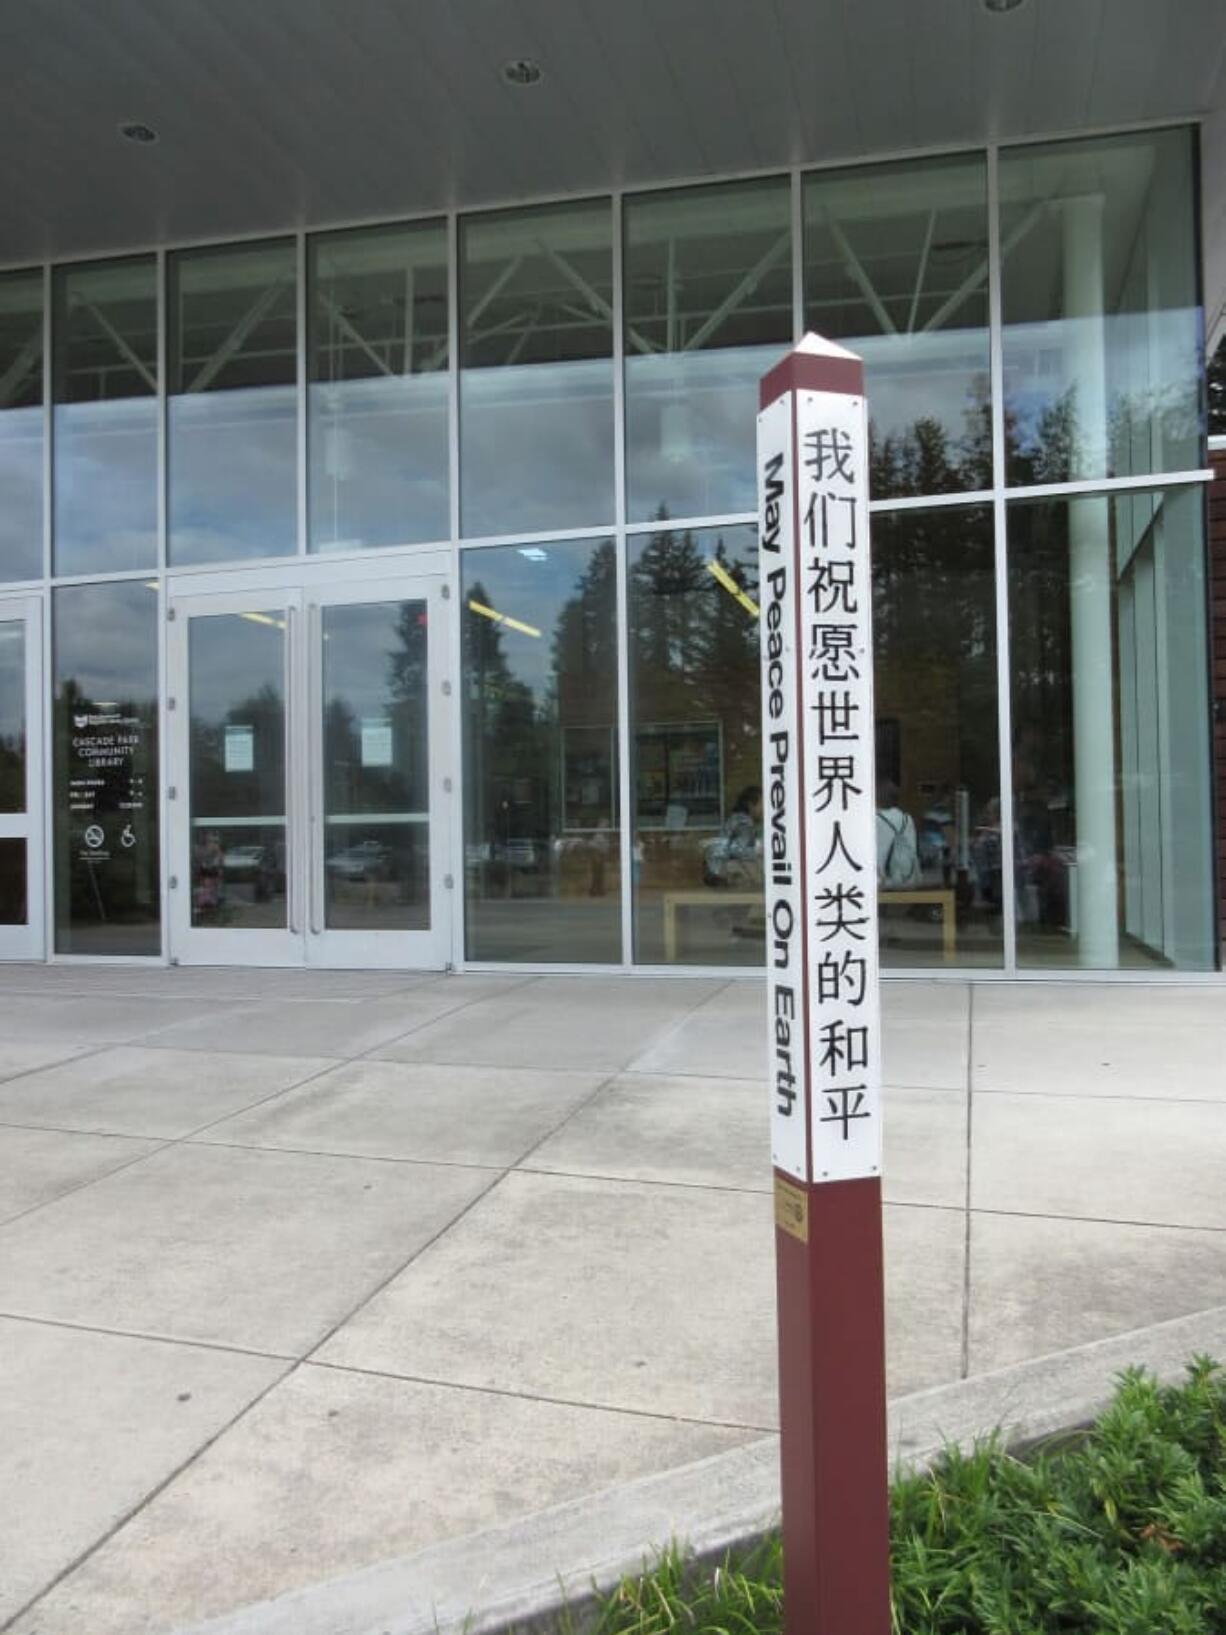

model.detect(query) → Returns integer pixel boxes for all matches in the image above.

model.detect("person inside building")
[876,780,921,890]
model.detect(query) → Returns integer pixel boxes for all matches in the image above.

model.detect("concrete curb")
[177,1304,1226,1635]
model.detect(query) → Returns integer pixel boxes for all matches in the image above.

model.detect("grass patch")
[579,1357,1226,1634]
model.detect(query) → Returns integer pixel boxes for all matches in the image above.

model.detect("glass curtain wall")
[625,178,792,522]
[460,201,614,537]
[462,537,620,962]
[0,270,43,583]
[169,240,298,563]
[803,154,992,499]
[309,221,449,551]
[1,122,1213,972]
[53,257,158,575]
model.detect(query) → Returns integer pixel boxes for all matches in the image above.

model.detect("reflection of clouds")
[1004,310,1200,478]
[460,360,614,537]
[189,615,282,725]
[53,400,158,575]
[626,345,776,522]
[308,374,448,550]
[169,386,297,564]
[462,538,611,699]
[54,581,158,703]
[0,411,42,581]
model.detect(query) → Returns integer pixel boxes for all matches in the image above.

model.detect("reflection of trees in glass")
[630,519,760,810]
[871,510,998,816]
[464,576,548,856]
[1210,339,1226,438]
[870,378,992,498]
[189,681,284,818]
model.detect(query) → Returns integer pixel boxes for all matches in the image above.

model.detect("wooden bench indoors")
[661,886,957,961]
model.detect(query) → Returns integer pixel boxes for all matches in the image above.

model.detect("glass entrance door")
[168,570,450,968]
[0,597,44,961]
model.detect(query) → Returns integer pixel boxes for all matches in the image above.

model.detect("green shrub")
[585,1357,1226,1635]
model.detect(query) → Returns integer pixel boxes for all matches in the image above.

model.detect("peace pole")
[757,334,891,1633]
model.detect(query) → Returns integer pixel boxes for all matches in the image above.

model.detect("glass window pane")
[169,240,297,564]
[322,600,430,931]
[53,581,160,954]
[630,524,763,965]
[53,257,158,575]
[0,618,25,813]
[871,506,1002,968]
[625,178,793,523]
[0,838,26,925]
[188,612,287,930]
[1009,487,1214,970]
[460,201,614,536]
[803,154,991,500]
[309,222,449,551]
[462,538,620,961]
[1001,128,1200,485]
[0,270,43,583]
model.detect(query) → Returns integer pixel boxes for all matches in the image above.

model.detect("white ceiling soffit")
[1,0,1224,271]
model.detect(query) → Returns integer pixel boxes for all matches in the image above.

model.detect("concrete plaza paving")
[0,965,1224,1633]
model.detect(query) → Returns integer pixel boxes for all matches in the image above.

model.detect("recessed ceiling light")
[502,58,543,87]
[118,121,159,145]
[983,0,1024,11]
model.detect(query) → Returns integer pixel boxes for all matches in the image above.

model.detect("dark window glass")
[871,507,1002,968]
[0,615,25,813]
[0,270,43,582]
[1207,334,1225,439]
[462,538,620,961]
[1009,487,1214,971]
[309,222,449,551]
[1001,127,1200,484]
[321,601,431,931]
[803,154,991,499]
[625,178,793,522]
[169,240,297,564]
[53,257,158,575]
[629,524,764,965]
[460,202,614,536]
[53,581,160,954]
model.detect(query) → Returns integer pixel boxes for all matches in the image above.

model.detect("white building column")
[1060,193,1119,967]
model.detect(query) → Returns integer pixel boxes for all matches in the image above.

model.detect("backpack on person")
[878,809,920,888]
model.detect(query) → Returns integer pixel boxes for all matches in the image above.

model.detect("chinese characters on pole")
[758,334,890,1634]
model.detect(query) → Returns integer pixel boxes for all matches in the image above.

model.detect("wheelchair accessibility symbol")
[120,823,137,849]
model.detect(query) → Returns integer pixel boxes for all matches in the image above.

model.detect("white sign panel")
[758,380,882,1186]
[223,724,254,774]
[361,717,394,768]
[757,393,808,1183]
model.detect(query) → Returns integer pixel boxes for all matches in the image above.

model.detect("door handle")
[309,602,324,936]
[286,604,301,935]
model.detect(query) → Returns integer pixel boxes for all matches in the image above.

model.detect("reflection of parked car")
[492,839,538,869]
[222,844,264,879]
[326,840,390,881]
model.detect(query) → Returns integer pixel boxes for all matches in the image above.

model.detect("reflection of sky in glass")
[462,537,612,699]
[54,399,158,574]
[460,360,614,537]
[189,612,284,725]
[54,580,159,703]
[309,374,448,550]
[1003,310,1201,482]
[626,346,779,522]
[169,386,297,563]
[0,411,42,582]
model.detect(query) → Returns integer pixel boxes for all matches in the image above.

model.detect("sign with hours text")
[758,366,882,1187]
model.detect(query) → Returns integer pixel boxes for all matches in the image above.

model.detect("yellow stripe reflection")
[706,558,759,618]
[468,599,541,639]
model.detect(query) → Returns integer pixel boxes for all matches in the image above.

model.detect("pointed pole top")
[759,331,864,410]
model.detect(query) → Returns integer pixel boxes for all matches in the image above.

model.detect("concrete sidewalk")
[1,967,1224,1633]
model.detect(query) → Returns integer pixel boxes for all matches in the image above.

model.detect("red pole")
[758,336,891,1634]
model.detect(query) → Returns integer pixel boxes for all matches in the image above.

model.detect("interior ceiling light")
[502,58,543,87]
[982,0,1024,11]
[468,598,541,639]
[119,121,159,144]
[706,559,759,619]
